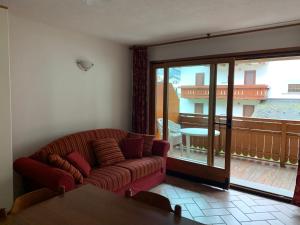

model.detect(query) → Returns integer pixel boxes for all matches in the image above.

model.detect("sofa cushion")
[48,154,83,184]
[120,138,144,159]
[66,151,91,177]
[31,130,97,166]
[31,129,129,167]
[93,138,125,167]
[115,156,164,182]
[128,133,155,157]
[83,166,131,191]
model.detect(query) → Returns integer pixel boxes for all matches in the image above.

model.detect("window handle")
[214,121,232,128]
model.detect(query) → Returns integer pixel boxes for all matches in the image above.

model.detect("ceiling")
[7,0,300,45]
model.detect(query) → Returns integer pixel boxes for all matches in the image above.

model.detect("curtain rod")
[130,21,300,49]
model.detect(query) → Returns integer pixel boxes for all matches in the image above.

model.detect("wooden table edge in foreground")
[5,184,203,225]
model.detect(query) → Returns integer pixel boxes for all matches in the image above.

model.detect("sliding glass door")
[150,59,235,188]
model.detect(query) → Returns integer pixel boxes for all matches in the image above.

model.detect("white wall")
[236,60,300,99]
[262,60,300,99]
[180,99,209,114]
[179,99,259,117]
[180,65,210,85]
[234,63,267,85]
[0,7,13,209]
[231,100,260,117]
[149,26,300,61]
[175,63,268,86]
[9,14,131,160]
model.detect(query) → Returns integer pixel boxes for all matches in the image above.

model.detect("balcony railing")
[179,113,300,166]
[180,84,269,100]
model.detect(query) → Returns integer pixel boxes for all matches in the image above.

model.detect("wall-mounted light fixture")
[76,59,94,71]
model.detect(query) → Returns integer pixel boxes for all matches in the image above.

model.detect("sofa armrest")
[152,140,170,157]
[14,157,75,192]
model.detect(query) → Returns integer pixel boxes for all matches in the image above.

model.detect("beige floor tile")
[150,176,300,225]
[245,212,276,221]
[194,216,224,224]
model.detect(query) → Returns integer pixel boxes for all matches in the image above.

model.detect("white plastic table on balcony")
[180,128,220,155]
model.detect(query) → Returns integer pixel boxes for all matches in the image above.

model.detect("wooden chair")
[130,191,181,217]
[0,208,7,221]
[8,186,65,215]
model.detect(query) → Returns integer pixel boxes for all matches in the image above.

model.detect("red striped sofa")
[14,129,170,195]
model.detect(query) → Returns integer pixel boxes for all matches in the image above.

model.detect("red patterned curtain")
[293,160,300,206]
[132,46,148,133]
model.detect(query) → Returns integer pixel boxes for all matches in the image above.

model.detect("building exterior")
[172,59,300,120]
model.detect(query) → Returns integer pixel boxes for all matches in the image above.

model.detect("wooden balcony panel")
[178,113,300,167]
[181,84,269,100]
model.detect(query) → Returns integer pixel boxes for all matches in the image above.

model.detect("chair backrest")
[157,118,163,128]
[0,208,7,221]
[132,191,181,217]
[168,120,181,133]
[8,187,64,215]
[157,118,181,133]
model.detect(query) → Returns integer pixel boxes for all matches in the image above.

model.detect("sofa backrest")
[31,129,128,167]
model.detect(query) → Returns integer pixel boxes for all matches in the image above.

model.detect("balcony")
[178,113,300,166]
[167,113,300,196]
[180,84,269,100]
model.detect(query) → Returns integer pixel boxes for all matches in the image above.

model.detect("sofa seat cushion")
[83,166,131,191]
[115,156,164,182]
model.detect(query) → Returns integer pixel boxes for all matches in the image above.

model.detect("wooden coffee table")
[5,185,203,225]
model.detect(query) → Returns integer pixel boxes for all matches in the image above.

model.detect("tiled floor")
[150,176,300,225]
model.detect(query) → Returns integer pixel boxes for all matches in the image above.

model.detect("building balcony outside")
[164,113,300,197]
[180,84,269,100]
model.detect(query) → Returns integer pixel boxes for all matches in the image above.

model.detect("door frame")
[149,46,300,198]
[149,58,235,189]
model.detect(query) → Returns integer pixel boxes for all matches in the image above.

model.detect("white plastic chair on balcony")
[157,118,182,148]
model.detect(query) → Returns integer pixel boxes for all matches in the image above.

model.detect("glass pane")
[230,57,300,197]
[213,63,230,169]
[155,68,164,140]
[167,65,211,166]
